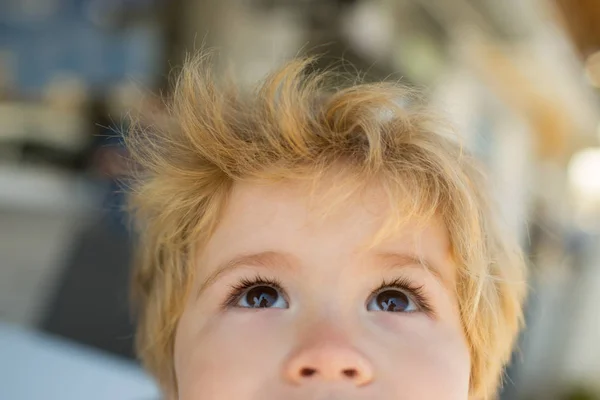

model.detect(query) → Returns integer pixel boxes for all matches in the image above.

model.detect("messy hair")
[126,55,527,399]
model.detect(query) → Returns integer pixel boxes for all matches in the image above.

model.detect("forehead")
[203,177,453,277]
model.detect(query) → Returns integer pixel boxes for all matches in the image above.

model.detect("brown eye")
[367,289,416,312]
[237,285,288,308]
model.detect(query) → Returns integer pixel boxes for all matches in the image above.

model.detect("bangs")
[246,161,445,254]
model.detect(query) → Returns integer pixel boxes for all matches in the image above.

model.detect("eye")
[235,284,289,309]
[366,287,419,313]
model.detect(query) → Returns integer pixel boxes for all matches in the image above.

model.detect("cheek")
[376,317,471,399]
[175,309,288,400]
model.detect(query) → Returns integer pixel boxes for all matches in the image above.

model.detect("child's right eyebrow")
[196,251,299,298]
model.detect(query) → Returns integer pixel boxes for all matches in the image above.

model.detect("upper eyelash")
[222,275,434,315]
[222,274,284,309]
[370,277,434,315]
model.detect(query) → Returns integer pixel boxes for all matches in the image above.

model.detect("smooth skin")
[174,178,471,400]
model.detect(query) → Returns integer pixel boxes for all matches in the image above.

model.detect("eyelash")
[221,274,434,315]
[369,277,434,315]
[222,274,286,309]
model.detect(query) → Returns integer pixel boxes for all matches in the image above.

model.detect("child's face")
[174,179,471,400]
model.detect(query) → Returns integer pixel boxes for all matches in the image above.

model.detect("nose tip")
[285,343,374,386]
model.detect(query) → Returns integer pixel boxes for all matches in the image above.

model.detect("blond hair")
[126,55,526,399]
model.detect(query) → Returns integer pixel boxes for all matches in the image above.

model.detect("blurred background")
[1,0,600,399]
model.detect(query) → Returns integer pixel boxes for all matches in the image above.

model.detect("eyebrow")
[372,252,447,285]
[197,250,447,298]
[197,251,299,298]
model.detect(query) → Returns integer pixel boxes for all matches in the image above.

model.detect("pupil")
[247,286,278,308]
[377,290,409,312]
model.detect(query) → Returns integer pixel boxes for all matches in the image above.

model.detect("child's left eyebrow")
[370,252,449,286]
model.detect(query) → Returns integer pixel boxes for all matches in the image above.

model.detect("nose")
[284,340,374,387]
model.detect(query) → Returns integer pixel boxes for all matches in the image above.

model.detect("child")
[126,56,526,400]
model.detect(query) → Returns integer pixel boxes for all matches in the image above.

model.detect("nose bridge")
[283,320,375,387]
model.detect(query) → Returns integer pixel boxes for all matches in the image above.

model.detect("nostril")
[343,368,358,379]
[300,367,317,377]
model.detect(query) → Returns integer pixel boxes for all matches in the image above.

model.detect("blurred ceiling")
[166,0,599,162]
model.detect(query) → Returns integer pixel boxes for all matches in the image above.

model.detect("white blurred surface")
[0,165,100,213]
[0,322,159,400]
[0,165,101,327]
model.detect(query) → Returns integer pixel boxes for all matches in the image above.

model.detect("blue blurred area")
[0,321,159,399]
[0,0,161,94]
